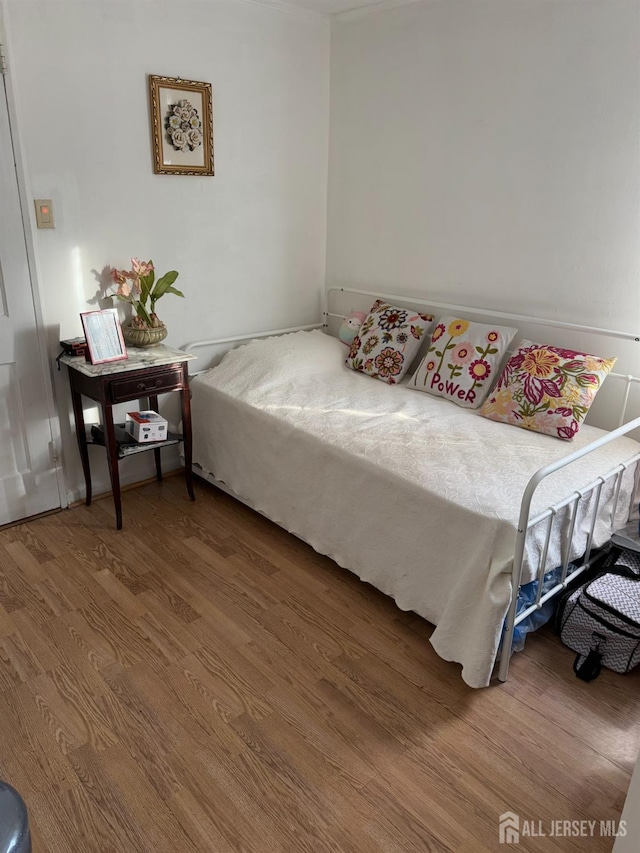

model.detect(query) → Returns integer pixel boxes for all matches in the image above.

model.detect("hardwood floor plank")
[8,609,66,673]
[136,569,202,623]
[166,775,256,853]
[0,686,78,795]
[0,567,26,614]
[1,540,50,584]
[66,743,151,852]
[188,642,274,720]
[85,742,199,853]
[97,668,183,802]
[1,524,55,564]
[0,629,47,685]
[0,476,637,852]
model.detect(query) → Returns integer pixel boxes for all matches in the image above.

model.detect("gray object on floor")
[0,781,31,853]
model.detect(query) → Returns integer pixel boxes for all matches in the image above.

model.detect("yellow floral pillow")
[409,316,517,408]
[480,340,616,440]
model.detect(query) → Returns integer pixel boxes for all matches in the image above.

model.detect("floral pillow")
[346,300,434,384]
[408,317,518,409]
[480,340,616,440]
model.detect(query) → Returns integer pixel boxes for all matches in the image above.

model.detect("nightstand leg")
[180,368,195,501]
[70,386,92,506]
[103,404,123,530]
[153,448,162,483]
[148,394,163,483]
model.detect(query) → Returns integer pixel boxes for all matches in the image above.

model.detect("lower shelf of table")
[87,423,183,459]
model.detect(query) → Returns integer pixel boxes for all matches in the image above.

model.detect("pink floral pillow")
[346,299,434,384]
[480,340,616,440]
[408,316,517,408]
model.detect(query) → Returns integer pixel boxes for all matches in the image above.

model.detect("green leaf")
[163,285,185,298]
[135,303,152,326]
[151,270,179,301]
[576,373,598,388]
[139,270,154,307]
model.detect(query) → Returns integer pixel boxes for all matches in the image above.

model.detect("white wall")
[3,0,330,501]
[327,0,640,329]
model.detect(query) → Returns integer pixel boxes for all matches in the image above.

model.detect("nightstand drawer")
[109,367,184,402]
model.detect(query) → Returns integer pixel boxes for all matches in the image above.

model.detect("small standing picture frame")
[148,74,214,176]
[80,309,128,365]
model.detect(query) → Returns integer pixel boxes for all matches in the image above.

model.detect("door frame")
[0,8,67,511]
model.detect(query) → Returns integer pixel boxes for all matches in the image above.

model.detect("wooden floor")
[0,476,638,852]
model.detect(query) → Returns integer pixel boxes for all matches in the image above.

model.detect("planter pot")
[122,322,168,349]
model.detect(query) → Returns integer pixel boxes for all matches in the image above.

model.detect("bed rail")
[324,286,640,342]
[182,323,323,372]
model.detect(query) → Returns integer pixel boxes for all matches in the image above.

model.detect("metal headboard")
[323,286,640,427]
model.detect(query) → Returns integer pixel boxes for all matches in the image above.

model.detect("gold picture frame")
[148,74,214,176]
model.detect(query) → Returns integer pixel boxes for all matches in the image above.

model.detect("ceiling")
[278,0,403,17]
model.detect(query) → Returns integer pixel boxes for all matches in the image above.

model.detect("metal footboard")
[498,419,640,682]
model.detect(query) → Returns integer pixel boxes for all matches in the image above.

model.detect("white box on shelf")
[125,410,168,442]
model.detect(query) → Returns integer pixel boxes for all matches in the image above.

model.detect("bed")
[185,290,640,688]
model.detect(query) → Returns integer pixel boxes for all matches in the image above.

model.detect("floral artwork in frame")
[148,75,214,176]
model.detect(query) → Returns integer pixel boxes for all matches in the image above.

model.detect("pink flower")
[451,341,474,366]
[115,279,133,298]
[522,375,562,405]
[131,258,154,278]
[110,268,134,297]
[557,419,579,440]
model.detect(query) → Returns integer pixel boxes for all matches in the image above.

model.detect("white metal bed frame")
[183,287,640,683]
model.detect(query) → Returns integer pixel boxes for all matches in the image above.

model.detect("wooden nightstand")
[60,345,196,529]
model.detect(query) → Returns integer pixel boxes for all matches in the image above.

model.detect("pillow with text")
[408,316,518,408]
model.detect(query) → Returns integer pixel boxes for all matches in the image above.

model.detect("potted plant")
[110,258,184,347]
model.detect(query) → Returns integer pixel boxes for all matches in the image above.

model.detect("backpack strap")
[574,648,603,681]
[573,632,606,682]
[605,564,640,581]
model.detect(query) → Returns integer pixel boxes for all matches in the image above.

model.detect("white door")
[0,65,61,525]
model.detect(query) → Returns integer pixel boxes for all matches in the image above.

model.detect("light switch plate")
[34,199,54,229]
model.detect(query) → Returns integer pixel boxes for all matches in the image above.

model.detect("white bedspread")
[190,330,640,687]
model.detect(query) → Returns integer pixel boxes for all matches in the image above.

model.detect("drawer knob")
[136,378,163,391]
